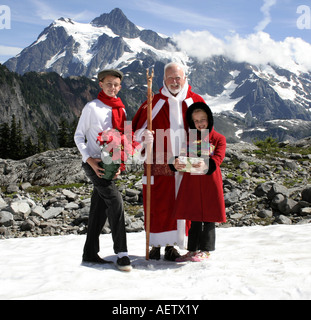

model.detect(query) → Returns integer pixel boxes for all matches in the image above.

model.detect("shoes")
[149,247,161,260]
[116,256,132,272]
[149,246,181,261]
[176,251,210,262]
[164,246,181,261]
[82,255,113,264]
[175,251,196,262]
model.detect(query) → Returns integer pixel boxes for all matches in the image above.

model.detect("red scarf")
[97,91,126,133]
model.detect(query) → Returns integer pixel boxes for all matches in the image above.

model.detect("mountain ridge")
[3,8,311,144]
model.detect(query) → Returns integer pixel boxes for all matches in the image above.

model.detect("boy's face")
[192,110,208,131]
[99,75,122,97]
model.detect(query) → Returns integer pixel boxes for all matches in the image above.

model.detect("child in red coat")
[171,102,226,262]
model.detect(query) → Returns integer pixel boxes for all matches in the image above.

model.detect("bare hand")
[191,161,203,168]
[174,158,186,171]
[113,168,121,180]
[86,157,105,178]
[142,130,154,144]
[191,160,208,172]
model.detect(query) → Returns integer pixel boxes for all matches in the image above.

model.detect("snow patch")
[51,19,118,66]
[202,71,244,114]
[45,50,66,69]
[1,224,310,300]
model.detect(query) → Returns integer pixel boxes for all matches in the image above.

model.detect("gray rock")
[62,189,78,201]
[283,160,298,171]
[0,226,9,237]
[126,220,144,233]
[41,207,64,220]
[278,198,298,215]
[302,185,311,203]
[224,189,241,206]
[0,211,14,227]
[239,161,249,170]
[125,189,141,197]
[300,207,311,216]
[271,194,285,210]
[254,182,273,197]
[9,201,31,219]
[6,184,19,194]
[65,202,80,210]
[276,215,292,225]
[267,183,289,200]
[258,209,273,218]
[21,219,35,231]
[0,196,7,209]
[21,182,32,190]
[31,206,46,217]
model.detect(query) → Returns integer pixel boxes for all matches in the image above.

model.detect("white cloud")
[254,0,277,32]
[173,30,225,60]
[173,30,311,73]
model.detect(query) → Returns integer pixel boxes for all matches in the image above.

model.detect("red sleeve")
[211,132,226,167]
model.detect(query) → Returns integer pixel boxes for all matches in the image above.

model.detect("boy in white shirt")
[74,69,132,272]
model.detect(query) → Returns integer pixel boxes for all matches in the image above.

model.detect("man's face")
[99,75,122,97]
[164,66,186,96]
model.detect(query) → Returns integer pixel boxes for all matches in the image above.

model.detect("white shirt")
[74,99,113,163]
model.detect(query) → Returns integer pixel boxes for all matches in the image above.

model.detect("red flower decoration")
[97,129,142,172]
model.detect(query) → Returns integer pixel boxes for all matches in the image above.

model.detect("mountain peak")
[91,8,140,38]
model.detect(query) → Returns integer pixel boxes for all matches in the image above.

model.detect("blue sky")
[1,0,311,65]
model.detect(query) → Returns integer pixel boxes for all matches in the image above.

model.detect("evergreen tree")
[24,137,37,158]
[68,118,78,148]
[8,115,25,160]
[57,118,70,147]
[36,128,50,153]
[57,118,77,148]
[16,120,24,157]
[0,122,10,159]
[0,116,51,160]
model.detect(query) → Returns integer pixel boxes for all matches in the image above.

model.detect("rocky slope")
[0,138,310,239]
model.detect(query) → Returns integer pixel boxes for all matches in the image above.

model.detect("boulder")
[302,185,311,203]
[0,211,14,227]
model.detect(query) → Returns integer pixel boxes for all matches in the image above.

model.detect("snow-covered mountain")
[5,8,184,80]
[4,8,311,142]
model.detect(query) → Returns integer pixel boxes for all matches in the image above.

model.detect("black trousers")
[187,221,216,252]
[82,162,128,259]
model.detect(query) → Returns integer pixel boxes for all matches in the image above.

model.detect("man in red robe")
[132,62,205,261]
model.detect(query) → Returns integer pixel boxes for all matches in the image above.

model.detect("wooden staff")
[146,68,154,260]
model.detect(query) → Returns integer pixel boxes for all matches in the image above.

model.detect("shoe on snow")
[164,246,181,261]
[116,256,132,272]
[82,255,113,264]
[175,251,196,262]
[149,247,161,260]
[176,251,210,262]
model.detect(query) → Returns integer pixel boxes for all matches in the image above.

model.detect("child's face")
[192,110,208,131]
[99,75,122,97]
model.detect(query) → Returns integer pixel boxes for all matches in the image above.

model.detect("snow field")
[0,224,310,300]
